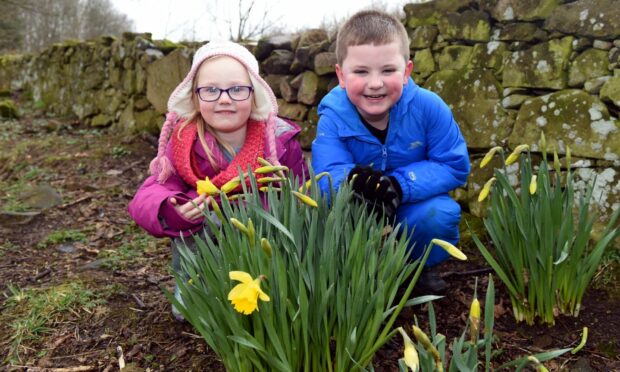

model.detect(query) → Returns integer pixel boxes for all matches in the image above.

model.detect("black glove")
[347,165,383,199]
[347,165,402,222]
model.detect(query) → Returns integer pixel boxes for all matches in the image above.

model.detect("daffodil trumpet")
[228,271,270,315]
[196,177,219,196]
[397,327,419,372]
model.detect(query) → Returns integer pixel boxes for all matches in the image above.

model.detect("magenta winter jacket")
[128,118,307,238]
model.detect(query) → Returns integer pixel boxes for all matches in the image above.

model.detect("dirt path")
[1,112,619,371]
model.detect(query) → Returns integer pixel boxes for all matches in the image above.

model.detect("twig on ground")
[31,268,51,282]
[20,366,94,371]
[58,195,93,210]
[441,267,494,278]
[131,293,146,308]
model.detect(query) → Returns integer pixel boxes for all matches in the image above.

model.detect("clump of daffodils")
[472,132,620,325]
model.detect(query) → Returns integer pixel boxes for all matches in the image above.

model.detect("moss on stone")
[0,99,18,119]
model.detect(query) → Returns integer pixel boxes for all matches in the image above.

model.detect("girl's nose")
[218,91,233,103]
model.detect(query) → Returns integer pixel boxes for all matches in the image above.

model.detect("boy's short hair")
[336,10,410,65]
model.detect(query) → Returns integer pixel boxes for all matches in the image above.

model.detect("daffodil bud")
[221,177,242,194]
[247,218,255,242]
[255,165,289,174]
[480,146,502,168]
[540,131,547,156]
[529,175,538,195]
[230,218,249,235]
[292,191,318,208]
[260,238,272,257]
[209,197,224,222]
[431,239,467,260]
[566,145,571,170]
[299,172,330,192]
[505,144,529,165]
[257,157,273,167]
[469,297,480,343]
[478,177,496,202]
[259,186,282,192]
[257,177,286,184]
[412,325,442,372]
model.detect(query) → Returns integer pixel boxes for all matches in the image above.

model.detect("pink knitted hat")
[149,40,281,183]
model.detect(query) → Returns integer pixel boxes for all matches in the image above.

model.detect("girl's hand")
[170,194,209,221]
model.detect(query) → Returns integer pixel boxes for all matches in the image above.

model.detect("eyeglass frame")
[195,85,254,102]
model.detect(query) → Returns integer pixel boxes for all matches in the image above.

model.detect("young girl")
[128,41,307,320]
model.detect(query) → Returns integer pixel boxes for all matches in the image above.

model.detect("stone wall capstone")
[1,0,619,240]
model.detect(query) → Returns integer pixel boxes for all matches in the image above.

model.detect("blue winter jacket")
[312,78,470,203]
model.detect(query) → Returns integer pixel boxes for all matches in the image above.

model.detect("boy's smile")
[335,42,413,129]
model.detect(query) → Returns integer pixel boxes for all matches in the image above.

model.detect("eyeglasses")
[195,85,253,102]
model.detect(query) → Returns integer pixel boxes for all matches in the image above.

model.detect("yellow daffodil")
[529,175,538,195]
[480,146,502,168]
[397,327,419,372]
[228,271,270,315]
[196,177,219,196]
[221,177,242,194]
[478,177,496,202]
[505,144,529,165]
[292,191,318,208]
[431,238,467,260]
[469,297,480,343]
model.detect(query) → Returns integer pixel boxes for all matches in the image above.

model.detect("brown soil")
[1,112,619,371]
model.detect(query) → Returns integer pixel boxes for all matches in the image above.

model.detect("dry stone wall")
[1,0,619,236]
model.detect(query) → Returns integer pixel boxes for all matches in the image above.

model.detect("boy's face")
[335,42,413,127]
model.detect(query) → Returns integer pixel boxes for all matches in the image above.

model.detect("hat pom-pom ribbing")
[149,112,178,184]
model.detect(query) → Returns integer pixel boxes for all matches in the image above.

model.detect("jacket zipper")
[381,146,388,171]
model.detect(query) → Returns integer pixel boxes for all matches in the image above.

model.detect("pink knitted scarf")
[171,120,266,189]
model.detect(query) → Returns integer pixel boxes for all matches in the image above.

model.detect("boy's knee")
[397,195,461,266]
[399,195,461,239]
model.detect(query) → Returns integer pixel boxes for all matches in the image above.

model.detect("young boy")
[312,10,470,293]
